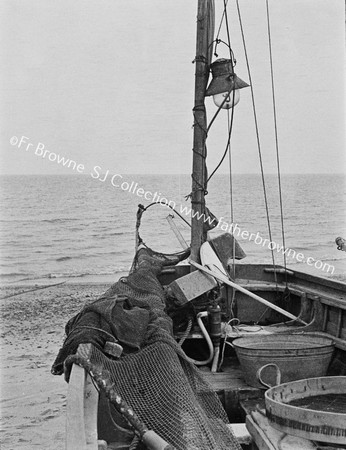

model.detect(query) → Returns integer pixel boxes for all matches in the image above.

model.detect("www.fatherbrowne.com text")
[89,169,335,275]
[9,136,335,275]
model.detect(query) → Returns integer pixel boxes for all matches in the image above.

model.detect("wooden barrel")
[264,376,346,444]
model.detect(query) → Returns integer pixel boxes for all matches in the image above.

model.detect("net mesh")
[90,343,240,450]
[57,248,241,449]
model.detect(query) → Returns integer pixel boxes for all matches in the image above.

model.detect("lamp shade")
[205,58,249,96]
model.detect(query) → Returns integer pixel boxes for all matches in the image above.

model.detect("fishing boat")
[52,1,346,449]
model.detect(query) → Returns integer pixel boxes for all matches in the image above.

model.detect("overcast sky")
[1,0,345,175]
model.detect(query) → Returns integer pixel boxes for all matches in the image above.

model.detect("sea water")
[0,173,345,284]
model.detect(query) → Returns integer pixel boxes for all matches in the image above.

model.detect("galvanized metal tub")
[232,335,335,389]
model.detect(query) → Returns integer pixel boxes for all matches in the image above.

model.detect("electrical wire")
[207,92,236,183]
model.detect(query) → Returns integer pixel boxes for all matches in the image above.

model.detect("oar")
[200,241,229,277]
[189,259,307,325]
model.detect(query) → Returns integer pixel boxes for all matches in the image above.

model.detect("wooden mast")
[190,0,214,264]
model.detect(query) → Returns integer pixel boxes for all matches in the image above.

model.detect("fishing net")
[88,342,240,450]
[53,248,241,450]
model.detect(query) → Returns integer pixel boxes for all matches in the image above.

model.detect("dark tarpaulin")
[51,247,190,375]
[51,295,151,375]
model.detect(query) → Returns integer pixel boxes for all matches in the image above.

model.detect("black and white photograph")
[1,1,346,449]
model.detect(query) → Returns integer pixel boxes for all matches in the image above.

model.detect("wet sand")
[0,282,111,449]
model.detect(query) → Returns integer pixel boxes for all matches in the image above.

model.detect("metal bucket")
[232,334,335,389]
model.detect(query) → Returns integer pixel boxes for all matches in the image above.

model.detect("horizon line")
[0,172,345,176]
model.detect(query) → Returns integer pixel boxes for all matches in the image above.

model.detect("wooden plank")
[279,435,317,449]
[202,369,261,392]
[341,325,346,340]
[287,285,346,311]
[238,283,304,296]
[322,304,328,331]
[264,267,294,276]
[288,271,346,295]
[336,309,343,338]
[66,364,88,450]
[246,412,316,450]
[85,374,99,448]
[324,307,346,342]
[240,398,265,416]
[246,415,276,450]
[66,364,99,449]
[227,423,252,445]
[314,296,346,310]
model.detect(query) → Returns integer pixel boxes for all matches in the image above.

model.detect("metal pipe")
[185,311,214,366]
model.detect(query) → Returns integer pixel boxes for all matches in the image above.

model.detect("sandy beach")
[0,281,112,449]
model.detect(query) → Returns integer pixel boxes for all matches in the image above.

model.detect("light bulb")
[213,89,240,109]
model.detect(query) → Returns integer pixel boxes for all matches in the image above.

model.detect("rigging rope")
[208,0,237,311]
[223,0,237,305]
[265,0,288,287]
[227,110,235,227]
[214,0,228,50]
[227,109,236,282]
[236,0,278,286]
[227,109,237,315]
[222,0,233,61]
